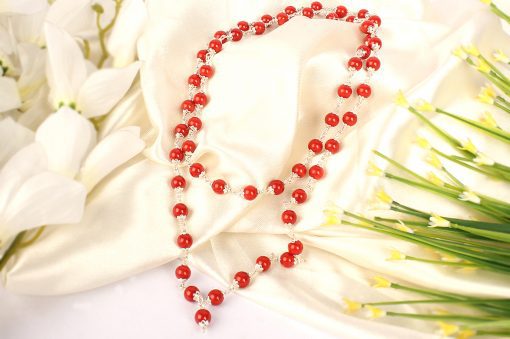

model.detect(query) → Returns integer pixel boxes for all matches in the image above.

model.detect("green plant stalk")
[479,54,509,83]
[404,255,477,267]
[94,0,123,68]
[366,299,510,307]
[385,312,500,322]
[490,2,510,25]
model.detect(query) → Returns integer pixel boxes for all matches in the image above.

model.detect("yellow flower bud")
[457,329,476,339]
[376,189,393,204]
[395,90,409,108]
[414,99,435,112]
[393,220,414,234]
[427,172,444,186]
[475,59,491,74]
[342,297,362,314]
[459,138,478,154]
[425,152,443,169]
[387,249,406,261]
[438,322,459,336]
[452,47,468,60]
[366,305,386,319]
[480,0,492,5]
[493,49,509,63]
[462,44,480,57]
[323,203,343,226]
[372,276,391,288]
[479,111,498,128]
[429,213,450,228]
[416,136,431,150]
[367,161,384,177]
[459,190,481,204]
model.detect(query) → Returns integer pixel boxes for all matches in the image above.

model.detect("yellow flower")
[425,152,443,169]
[342,297,362,314]
[416,136,431,150]
[323,203,343,226]
[479,84,496,99]
[438,322,459,336]
[452,47,468,60]
[457,329,476,339]
[493,49,509,63]
[376,189,392,204]
[372,276,391,288]
[429,213,451,228]
[475,59,491,74]
[367,161,384,177]
[480,0,492,4]
[427,172,444,187]
[479,111,498,128]
[395,90,409,108]
[462,44,480,57]
[459,190,481,204]
[459,139,478,154]
[387,249,406,261]
[393,220,414,234]
[365,305,386,319]
[414,99,435,112]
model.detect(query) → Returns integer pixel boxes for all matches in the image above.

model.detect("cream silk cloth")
[2,0,510,337]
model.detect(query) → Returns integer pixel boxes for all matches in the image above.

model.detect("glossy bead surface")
[195,309,211,324]
[357,44,371,59]
[302,7,314,18]
[188,74,201,87]
[243,185,258,200]
[358,9,369,18]
[285,6,296,15]
[212,179,226,194]
[348,57,363,71]
[174,124,189,137]
[169,148,184,161]
[171,175,186,189]
[337,85,353,98]
[188,117,202,131]
[268,179,284,195]
[177,233,193,248]
[346,15,355,22]
[325,112,340,127]
[209,39,222,53]
[368,37,382,50]
[182,140,196,153]
[309,165,324,180]
[231,28,243,41]
[292,163,307,178]
[292,189,307,204]
[253,22,265,35]
[175,265,191,279]
[357,84,372,98]
[261,14,272,23]
[308,139,323,154]
[280,252,295,268]
[326,13,338,20]
[237,21,250,31]
[173,203,188,217]
[281,210,297,224]
[366,56,381,71]
[199,65,214,78]
[335,5,347,18]
[208,289,224,306]
[276,12,288,25]
[369,15,381,26]
[184,285,199,302]
[234,271,250,288]
[325,139,340,154]
[288,240,304,255]
[189,163,204,177]
[342,112,357,126]
[360,20,374,34]
[256,256,271,271]
[197,49,207,62]
[181,100,195,112]
[311,1,322,11]
[214,30,227,43]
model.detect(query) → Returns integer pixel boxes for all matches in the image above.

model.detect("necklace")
[168,2,382,330]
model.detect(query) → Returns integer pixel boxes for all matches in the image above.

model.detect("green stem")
[367,299,510,307]
[385,311,500,322]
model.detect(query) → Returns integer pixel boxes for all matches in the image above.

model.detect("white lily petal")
[0,143,46,214]
[107,0,147,67]
[17,43,47,103]
[17,84,52,130]
[0,117,34,167]
[35,107,96,178]
[8,7,48,44]
[0,171,86,244]
[0,0,47,15]
[44,22,87,109]
[0,77,21,112]
[78,126,144,192]
[46,0,94,36]
[77,62,140,118]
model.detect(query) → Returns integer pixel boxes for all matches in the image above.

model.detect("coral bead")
[175,265,191,279]
[311,1,322,11]
[366,56,381,71]
[268,179,285,195]
[189,163,204,177]
[308,139,323,154]
[171,175,186,189]
[357,45,371,59]
[173,203,188,217]
[199,65,214,78]
[285,6,296,15]
[280,252,295,268]
[346,15,355,22]
[230,28,243,41]
[348,57,363,71]
[325,139,340,154]
[214,30,227,43]
[342,112,357,126]
[177,233,193,248]
[187,117,202,131]
[193,92,208,106]
[302,7,314,18]
[209,39,222,53]
[261,14,273,23]
[358,9,369,18]
[288,240,304,255]
[243,185,258,200]
[337,84,353,98]
[174,123,189,137]
[253,21,265,35]
[256,256,271,271]
[292,163,307,178]
[282,210,297,224]
[188,74,201,87]
[181,100,195,112]
[325,112,340,127]
[369,15,381,27]
[234,271,250,288]
[292,189,307,204]
[169,148,184,161]
[309,165,324,180]
[184,285,199,302]
[182,140,196,153]
[326,13,338,20]
[237,21,250,31]
[336,5,347,18]
[368,37,382,50]
[276,12,288,25]
[195,309,211,324]
[212,179,227,194]
[208,289,224,306]
[357,84,372,98]
[197,49,207,62]
[360,20,374,34]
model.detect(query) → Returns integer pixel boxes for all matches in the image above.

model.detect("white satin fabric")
[3,0,510,337]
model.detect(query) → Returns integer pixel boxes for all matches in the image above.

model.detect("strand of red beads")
[169,2,382,331]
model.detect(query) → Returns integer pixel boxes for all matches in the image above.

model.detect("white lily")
[0,117,34,166]
[0,77,21,113]
[0,0,46,15]
[44,22,140,118]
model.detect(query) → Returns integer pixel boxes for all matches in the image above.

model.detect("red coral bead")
[189,163,204,177]
[214,30,227,43]
[212,179,226,194]
[326,13,338,20]
[369,15,381,27]
[209,39,222,53]
[268,179,284,195]
[309,165,324,180]
[181,99,195,112]
[199,65,214,78]
[193,92,208,106]
[195,309,211,324]
[308,139,323,154]
[173,203,188,217]
[357,84,372,98]
[175,265,191,279]
[337,84,353,98]
[360,20,374,34]
[358,9,369,18]
[336,5,347,18]
[174,124,189,137]
[188,74,201,87]
[187,117,202,131]
[171,175,186,189]
[346,15,355,22]
[342,112,357,126]
[302,7,314,18]
[311,1,322,11]
[230,28,243,41]
[237,21,250,31]
[276,12,289,25]
[282,210,297,224]
[325,139,341,154]
[325,112,340,127]
[368,37,382,50]
[366,56,381,71]
[184,285,199,302]
[285,6,296,15]
[292,189,307,204]
[292,163,307,177]
[288,240,304,255]
[234,271,250,288]
[280,252,295,268]
[177,233,193,248]
[357,44,371,59]
[169,148,184,161]
[256,256,271,271]
[208,289,224,306]
[197,49,207,62]
[348,57,363,71]
[182,140,196,153]
[261,14,273,23]
[243,185,258,200]
[253,21,265,35]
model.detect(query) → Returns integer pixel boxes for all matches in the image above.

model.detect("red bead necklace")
[169,2,382,330]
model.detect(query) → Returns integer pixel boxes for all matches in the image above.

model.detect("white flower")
[459,190,481,204]
[44,22,140,118]
[0,117,34,166]
[429,213,450,228]
[0,0,47,15]
[0,77,21,113]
